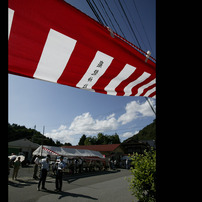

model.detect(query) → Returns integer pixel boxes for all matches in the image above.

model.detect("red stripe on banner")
[8,0,156,98]
[140,83,156,97]
[42,146,59,156]
[131,74,156,96]
[149,91,156,98]
[92,59,125,94]
[116,68,151,96]
[8,10,48,78]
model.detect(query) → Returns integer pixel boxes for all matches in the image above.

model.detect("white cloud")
[45,99,155,145]
[45,112,119,145]
[45,127,75,145]
[118,100,155,125]
[69,112,118,134]
[69,112,95,133]
[134,130,139,135]
[58,125,67,131]
[121,130,139,139]
[122,132,134,138]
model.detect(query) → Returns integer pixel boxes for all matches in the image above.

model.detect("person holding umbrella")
[9,153,17,167]
[12,157,21,180]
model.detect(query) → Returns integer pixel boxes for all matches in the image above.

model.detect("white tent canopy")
[32,145,104,159]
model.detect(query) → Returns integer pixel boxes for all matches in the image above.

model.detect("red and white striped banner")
[42,146,59,156]
[8,0,156,98]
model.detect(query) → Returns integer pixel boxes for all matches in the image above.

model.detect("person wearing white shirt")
[37,155,50,191]
[55,156,66,192]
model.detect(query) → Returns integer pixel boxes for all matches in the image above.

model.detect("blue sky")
[8,0,156,145]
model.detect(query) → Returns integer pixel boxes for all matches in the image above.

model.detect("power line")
[91,0,108,26]
[85,0,156,62]
[132,0,153,53]
[97,0,118,33]
[122,0,147,51]
[112,0,138,43]
[86,0,104,25]
[117,0,141,48]
[103,0,126,39]
[95,0,110,27]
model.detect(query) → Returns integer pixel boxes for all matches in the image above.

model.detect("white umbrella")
[8,155,17,161]
[14,155,25,162]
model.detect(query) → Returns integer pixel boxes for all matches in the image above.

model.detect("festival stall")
[32,145,104,159]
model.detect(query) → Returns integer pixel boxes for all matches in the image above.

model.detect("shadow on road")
[44,189,98,200]
[63,169,121,184]
[8,169,121,188]
[8,179,37,188]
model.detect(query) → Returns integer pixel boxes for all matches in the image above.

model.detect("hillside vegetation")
[8,123,65,146]
[123,119,156,143]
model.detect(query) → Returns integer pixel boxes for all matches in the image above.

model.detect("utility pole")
[41,125,45,157]
[43,125,45,135]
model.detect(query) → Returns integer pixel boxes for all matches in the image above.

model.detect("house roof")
[62,144,121,152]
[8,138,39,149]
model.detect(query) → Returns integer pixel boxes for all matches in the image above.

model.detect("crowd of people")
[8,155,67,192]
[8,154,131,192]
[8,154,107,192]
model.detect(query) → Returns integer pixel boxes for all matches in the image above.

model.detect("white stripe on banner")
[8,8,14,39]
[76,51,114,90]
[135,78,156,96]
[34,28,77,83]
[144,86,156,97]
[124,72,151,96]
[105,64,136,96]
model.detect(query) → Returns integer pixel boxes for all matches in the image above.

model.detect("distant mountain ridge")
[123,119,156,143]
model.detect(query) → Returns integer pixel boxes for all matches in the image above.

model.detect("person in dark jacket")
[55,156,66,192]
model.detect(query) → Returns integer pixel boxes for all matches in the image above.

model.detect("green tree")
[56,140,63,146]
[84,137,92,145]
[64,142,72,146]
[8,123,57,146]
[128,148,156,202]
[90,136,97,145]
[123,119,156,143]
[80,133,121,145]
[97,133,105,144]
[78,134,87,145]
[112,133,121,143]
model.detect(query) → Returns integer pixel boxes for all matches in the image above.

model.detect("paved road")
[8,166,138,202]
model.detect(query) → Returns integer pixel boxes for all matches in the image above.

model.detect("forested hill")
[8,123,67,146]
[123,119,156,143]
